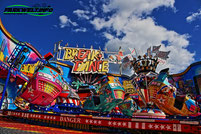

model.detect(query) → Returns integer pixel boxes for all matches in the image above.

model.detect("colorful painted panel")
[171,62,201,96]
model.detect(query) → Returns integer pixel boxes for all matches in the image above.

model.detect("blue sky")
[0,0,201,74]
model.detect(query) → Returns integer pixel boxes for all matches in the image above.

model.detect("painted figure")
[148,68,200,116]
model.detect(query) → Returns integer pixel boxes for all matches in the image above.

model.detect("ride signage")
[62,47,109,74]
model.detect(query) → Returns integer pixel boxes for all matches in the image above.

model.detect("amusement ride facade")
[0,18,200,133]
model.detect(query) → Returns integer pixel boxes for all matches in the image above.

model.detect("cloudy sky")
[0,0,201,75]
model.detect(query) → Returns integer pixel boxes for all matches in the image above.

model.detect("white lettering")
[60,117,81,123]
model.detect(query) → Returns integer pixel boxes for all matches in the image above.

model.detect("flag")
[118,51,123,56]
[116,46,123,57]
[128,54,133,60]
[152,45,161,53]
[156,51,170,60]
[129,48,137,56]
[147,47,151,57]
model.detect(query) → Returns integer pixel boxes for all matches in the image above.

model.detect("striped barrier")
[2,110,201,133]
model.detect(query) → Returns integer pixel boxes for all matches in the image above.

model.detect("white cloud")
[104,32,114,40]
[89,0,195,74]
[73,8,97,20]
[73,9,90,20]
[59,15,78,28]
[58,15,87,32]
[73,27,87,32]
[194,25,200,31]
[103,0,174,16]
[74,0,98,20]
[186,9,201,23]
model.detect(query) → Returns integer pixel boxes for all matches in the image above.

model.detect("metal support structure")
[0,45,27,109]
[0,69,11,109]
[53,40,62,61]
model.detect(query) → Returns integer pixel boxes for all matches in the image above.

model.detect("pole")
[119,63,122,75]
[0,68,11,109]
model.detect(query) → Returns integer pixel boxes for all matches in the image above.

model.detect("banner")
[62,47,109,74]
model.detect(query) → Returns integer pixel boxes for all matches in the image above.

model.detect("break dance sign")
[62,47,109,74]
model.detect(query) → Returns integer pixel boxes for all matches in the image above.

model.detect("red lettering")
[96,61,102,72]
[88,61,97,72]
[82,50,90,60]
[73,61,82,72]
[77,49,85,60]
[77,49,91,60]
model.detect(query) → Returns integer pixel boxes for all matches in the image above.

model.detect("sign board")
[61,47,109,74]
